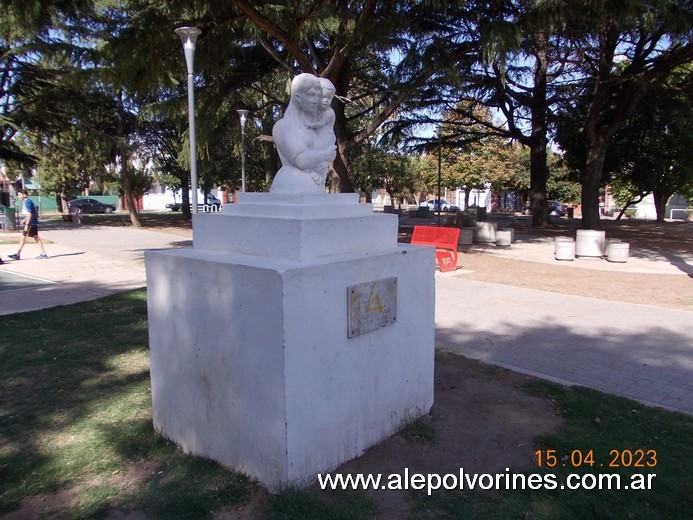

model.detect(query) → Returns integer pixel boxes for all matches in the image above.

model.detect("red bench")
[410,225,460,272]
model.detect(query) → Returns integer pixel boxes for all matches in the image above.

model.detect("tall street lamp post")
[175,26,201,214]
[237,109,249,192]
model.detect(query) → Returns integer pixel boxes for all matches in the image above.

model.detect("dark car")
[68,198,116,214]
[522,200,569,216]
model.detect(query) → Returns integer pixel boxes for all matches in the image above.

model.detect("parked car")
[522,200,569,217]
[68,198,116,214]
[421,199,459,212]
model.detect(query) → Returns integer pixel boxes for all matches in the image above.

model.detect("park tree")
[613,70,692,221]
[605,67,691,220]
[558,0,692,229]
[95,0,286,214]
[546,152,581,206]
[420,104,530,210]
[388,0,572,227]
[351,142,416,207]
[137,105,190,209]
[39,124,113,211]
[556,59,692,222]
[1,0,149,225]
[462,0,565,226]
[227,0,466,193]
[0,0,95,166]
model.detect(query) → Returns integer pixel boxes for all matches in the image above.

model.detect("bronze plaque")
[347,277,397,338]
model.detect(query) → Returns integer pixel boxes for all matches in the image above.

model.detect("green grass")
[1,290,691,519]
[266,487,376,520]
[0,290,253,519]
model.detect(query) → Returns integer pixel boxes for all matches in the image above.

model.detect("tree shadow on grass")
[0,290,253,519]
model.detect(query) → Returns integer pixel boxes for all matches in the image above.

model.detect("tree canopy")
[1,0,690,228]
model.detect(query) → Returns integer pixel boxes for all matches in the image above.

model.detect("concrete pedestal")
[474,222,497,243]
[458,228,474,245]
[146,193,435,490]
[607,242,629,263]
[555,237,576,261]
[575,229,605,258]
[604,238,622,258]
[495,230,512,247]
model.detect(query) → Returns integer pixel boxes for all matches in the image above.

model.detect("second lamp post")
[237,109,249,192]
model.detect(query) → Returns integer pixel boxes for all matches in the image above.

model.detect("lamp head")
[175,27,201,74]
[237,109,249,127]
[175,27,202,49]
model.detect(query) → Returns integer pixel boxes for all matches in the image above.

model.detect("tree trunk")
[116,90,142,228]
[331,64,355,193]
[331,141,354,193]
[181,187,191,219]
[261,96,276,188]
[581,134,609,230]
[653,190,669,222]
[59,188,69,212]
[529,30,550,228]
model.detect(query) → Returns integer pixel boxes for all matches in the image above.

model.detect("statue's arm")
[274,120,335,170]
[294,145,336,170]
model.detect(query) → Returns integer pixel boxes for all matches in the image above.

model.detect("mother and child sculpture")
[269,73,337,195]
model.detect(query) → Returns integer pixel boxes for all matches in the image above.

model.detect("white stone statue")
[269,73,337,194]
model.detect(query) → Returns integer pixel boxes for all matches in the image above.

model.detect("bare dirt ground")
[7,214,689,519]
[399,217,692,311]
[140,213,692,310]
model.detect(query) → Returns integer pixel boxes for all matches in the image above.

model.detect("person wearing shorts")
[8,190,48,260]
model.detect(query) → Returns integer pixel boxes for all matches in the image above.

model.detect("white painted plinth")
[474,222,497,243]
[575,229,605,258]
[146,193,435,490]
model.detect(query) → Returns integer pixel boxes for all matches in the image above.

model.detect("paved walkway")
[435,276,692,414]
[0,223,191,314]
[1,220,691,414]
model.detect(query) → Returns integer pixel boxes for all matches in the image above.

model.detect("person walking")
[8,190,48,260]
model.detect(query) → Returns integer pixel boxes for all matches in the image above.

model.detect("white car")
[421,199,459,212]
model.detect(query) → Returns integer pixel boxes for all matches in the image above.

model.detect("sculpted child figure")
[310,77,337,187]
[270,73,337,194]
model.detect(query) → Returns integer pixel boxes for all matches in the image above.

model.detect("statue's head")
[291,73,322,116]
[318,77,336,110]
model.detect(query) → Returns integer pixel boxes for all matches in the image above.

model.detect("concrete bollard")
[474,222,497,243]
[604,238,622,258]
[607,242,629,263]
[458,228,474,245]
[496,230,512,247]
[555,237,576,261]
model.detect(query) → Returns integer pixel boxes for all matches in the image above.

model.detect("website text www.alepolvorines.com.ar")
[318,468,657,495]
